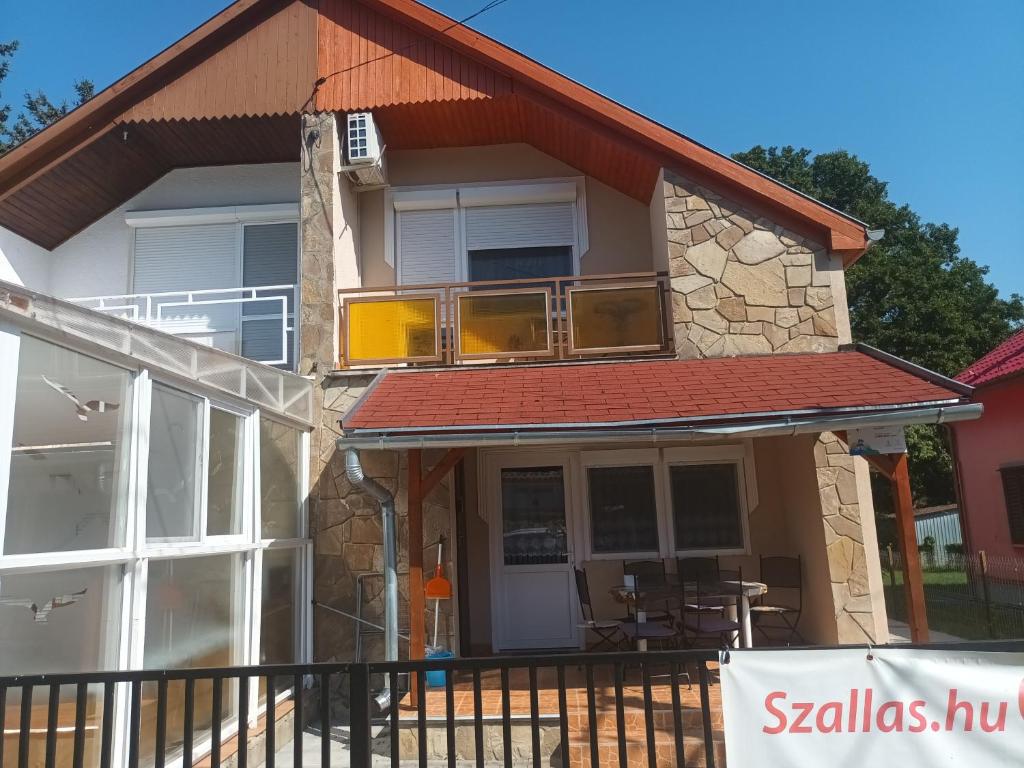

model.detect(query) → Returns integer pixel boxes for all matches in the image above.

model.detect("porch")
[333,348,978,664]
[392,654,724,767]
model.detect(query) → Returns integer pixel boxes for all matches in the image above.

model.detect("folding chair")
[680,569,742,648]
[575,568,623,651]
[622,560,673,624]
[677,556,725,614]
[751,555,803,644]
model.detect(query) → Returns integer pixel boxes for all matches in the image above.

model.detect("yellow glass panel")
[346,297,438,362]
[458,292,550,356]
[570,285,663,351]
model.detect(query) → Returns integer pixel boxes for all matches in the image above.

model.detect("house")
[951,329,1024,561]
[0,0,981,763]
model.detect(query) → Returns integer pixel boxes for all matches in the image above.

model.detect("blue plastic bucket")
[425,649,454,687]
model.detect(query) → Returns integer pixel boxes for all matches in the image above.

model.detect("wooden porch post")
[408,449,425,664]
[891,453,930,643]
[407,448,468,665]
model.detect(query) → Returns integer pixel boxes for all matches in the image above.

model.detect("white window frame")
[579,449,667,561]
[0,326,312,768]
[663,444,756,557]
[387,177,589,283]
[577,443,758,560]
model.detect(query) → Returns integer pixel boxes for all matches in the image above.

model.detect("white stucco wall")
[48,163,300,300]
[0,226,53,292]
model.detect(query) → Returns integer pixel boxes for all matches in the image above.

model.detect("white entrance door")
[488,454,579,650]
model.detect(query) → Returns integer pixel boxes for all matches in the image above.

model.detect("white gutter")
[336,403,982,451]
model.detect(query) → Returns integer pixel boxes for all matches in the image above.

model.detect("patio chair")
[677,556,725,614]
[620,610,679,651]
[574,568,624,651]
[750,555,804,645]
[621,560,674,623]
[676,556,719,584]
[679,570,742,648]
[624,559,668,584]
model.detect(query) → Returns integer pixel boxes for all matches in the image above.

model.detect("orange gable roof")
[0,0,868,258]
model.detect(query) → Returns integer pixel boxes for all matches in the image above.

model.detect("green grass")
[882,569,968,587]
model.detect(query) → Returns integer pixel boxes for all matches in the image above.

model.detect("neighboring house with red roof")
[951,329,1024,560]
[0,2,977,740]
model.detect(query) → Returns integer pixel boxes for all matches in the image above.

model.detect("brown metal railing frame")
[337,271,674,368]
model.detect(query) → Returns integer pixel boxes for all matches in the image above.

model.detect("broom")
[424,534,452,648]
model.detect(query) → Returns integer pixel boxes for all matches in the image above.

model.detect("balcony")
[338,273,673,368]
[69,285,297,368]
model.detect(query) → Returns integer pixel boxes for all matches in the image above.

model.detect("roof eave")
[337,401,982,450]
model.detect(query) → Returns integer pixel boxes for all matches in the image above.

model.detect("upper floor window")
[390,180,587,286]
[121,205,298,369]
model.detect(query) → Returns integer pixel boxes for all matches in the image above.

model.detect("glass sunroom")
[0,283,313,767]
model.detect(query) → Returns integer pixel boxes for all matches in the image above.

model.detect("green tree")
[0,41,94,154]
[733,145,1024,508]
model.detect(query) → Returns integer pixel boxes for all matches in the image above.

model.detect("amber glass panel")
[458,291,550,357]
[346,297,438,362]
[569,285,663,352]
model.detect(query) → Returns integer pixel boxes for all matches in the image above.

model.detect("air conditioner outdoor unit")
[344,112,386,187]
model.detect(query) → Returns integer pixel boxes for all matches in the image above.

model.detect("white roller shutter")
[241,223,298,367]
[133,223,239,334]
[242,223,298,289]
[464,203,575,251]
[397,208,458,284]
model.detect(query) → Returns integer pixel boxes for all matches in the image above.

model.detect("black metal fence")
[0,649,722,768]
[880,546,1024,639]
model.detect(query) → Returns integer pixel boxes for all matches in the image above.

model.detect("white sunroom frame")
[0,320,312,768]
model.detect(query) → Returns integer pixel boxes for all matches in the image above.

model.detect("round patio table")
[717,580,768,648]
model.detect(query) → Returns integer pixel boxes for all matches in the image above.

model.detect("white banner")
[720,647,1024,766]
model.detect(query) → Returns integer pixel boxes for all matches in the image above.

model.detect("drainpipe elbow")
[345,447,392,506]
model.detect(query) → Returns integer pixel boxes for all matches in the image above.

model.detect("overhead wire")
[302,0,515,111]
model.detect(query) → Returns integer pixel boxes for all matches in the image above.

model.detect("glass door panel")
[500,467,568,566]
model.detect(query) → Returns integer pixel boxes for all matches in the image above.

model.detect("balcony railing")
[338,272,673,368]
[70,286,297,368]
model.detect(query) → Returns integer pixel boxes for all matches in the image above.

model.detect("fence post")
[979,550,995,638]
[349,664,372,768]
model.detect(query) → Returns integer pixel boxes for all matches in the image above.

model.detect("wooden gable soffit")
[0,0,307,200]
[354,0,869,258]
[0,0,867,259]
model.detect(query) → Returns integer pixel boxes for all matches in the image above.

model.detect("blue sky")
[4,1,1023,297]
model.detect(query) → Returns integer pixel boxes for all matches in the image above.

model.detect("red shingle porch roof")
[342,348,972,435]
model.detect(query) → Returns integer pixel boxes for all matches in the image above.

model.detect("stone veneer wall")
[310,375,455,661]
[663,170,840,358]
[298,113,453,662]
[815,432,883,643]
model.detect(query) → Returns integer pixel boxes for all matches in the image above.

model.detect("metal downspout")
[345,448,399,662]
